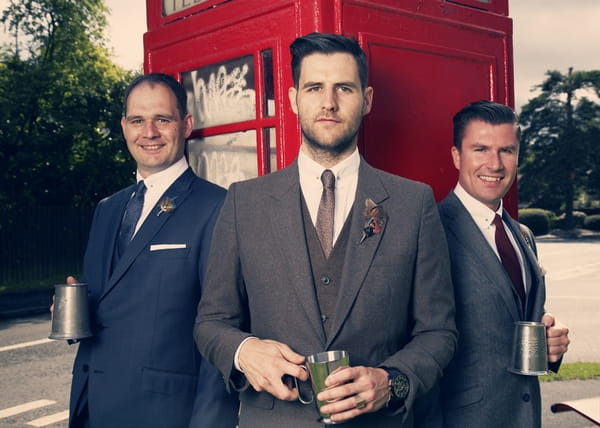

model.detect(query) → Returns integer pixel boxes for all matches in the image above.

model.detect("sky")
[3,0,600,111]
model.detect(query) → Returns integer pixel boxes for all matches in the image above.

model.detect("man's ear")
[288,86,298,114]
[451,146,461,170]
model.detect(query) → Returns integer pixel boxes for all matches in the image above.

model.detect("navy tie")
[316,170,335,258]
[493,214,526,304]
[118,181,146,257]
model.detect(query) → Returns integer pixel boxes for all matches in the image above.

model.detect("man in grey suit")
[194,32,457,427]
[438,100,570,428]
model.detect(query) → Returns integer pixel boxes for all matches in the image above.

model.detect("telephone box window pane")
[265,127,278,173]
[187,131,258,188]
[163,0,217,17]
[182,56,256,129]
[262,49,275,117]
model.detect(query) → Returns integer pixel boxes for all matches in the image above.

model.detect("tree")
[518,68,600,229]
[0,0,137,214]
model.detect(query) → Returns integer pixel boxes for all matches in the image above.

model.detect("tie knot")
[492,213,503,227]
[321,169,335,189]
[135,180,147,196]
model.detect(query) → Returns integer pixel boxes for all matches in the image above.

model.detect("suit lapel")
[503,211,545,319]
[101,169,196,301]
[443,193,522,321]
[269,163,327,344]
[327,162,389,345]
[100,189,133,289]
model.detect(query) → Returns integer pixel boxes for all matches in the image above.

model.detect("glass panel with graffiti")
[187,131,258,189]
[182,56,256,128]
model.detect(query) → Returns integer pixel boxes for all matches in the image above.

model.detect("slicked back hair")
[290,32,369,90]
[453,100,520,150]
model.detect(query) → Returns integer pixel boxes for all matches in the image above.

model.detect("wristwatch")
[382,368,410,405]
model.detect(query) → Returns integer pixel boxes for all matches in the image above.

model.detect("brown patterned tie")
[493,214,526,304]
[316,169,335,258]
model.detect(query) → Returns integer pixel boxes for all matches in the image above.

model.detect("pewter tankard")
[49,283,92,340]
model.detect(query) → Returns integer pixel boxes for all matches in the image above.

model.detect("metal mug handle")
[294,365,314,404]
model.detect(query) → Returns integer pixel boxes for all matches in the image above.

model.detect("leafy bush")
[555,211,587,229]
[583,214,600,231]
[518,208,554,236]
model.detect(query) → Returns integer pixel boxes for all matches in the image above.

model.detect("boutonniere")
[360,198,386,243]
[157,196,177,216]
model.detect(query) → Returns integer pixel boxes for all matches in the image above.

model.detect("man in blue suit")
[66,73,238,428]
[438,100,570,428]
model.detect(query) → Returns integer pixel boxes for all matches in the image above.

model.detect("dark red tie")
[493,214,526,304]
[316,169,335,258]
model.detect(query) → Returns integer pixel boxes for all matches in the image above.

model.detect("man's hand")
[542,313,570,363]
[317,366,390,423]
[238,338,307,401]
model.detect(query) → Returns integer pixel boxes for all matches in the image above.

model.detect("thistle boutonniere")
[360,198,386,243]
[157,196,177,216]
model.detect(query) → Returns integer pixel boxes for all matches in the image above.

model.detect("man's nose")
[142,120,160,137]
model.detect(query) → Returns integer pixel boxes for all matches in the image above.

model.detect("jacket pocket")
[445,383,483,409]
[141,367,196,396]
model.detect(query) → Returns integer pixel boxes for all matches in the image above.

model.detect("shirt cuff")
[234,336,258,372]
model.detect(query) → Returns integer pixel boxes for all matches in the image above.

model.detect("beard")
[300,122,360,156]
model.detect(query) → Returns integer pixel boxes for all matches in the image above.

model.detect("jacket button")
[320,276,331,285]
[522,393,530,402]
[82,364,89,373]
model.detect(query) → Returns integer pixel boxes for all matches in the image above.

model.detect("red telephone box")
[143,0,516,212]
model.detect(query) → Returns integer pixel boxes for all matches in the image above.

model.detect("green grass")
[540,362,600,382]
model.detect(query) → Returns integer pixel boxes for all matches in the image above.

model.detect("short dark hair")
[123,73,188,119]
[290,32,369,89]
[453,100,520,149]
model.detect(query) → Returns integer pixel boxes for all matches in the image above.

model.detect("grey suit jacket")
[195,159,457,428]
[438,191,548,428]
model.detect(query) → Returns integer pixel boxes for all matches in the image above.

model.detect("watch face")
[392,374,409,400]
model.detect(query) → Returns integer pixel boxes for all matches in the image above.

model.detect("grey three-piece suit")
[195,158,457,427]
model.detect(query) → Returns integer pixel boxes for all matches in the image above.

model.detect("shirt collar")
[136,156,189,192]
[454,182,504,227]
[298,148,360,188]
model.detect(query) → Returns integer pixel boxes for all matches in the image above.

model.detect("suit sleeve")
[194,183,253,391]
[382,186,457,413]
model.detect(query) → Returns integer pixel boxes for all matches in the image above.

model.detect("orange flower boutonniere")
[360,198,386,243]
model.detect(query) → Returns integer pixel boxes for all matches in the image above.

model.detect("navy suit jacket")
[438,191,551,428]
[69,168,238,428]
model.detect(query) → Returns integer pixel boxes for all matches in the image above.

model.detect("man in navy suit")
[438,100,570,428]
[66,73,238,428]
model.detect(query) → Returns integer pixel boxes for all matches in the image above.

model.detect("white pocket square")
[150,244,187,251]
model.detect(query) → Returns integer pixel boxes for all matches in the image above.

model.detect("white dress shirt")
[298,148,360,246]
[453,183,527,292]
[132,156,189,237]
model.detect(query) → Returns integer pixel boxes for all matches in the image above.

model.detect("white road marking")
[27,410,70,427]
[0,400,55,419]
[0,338,53,352]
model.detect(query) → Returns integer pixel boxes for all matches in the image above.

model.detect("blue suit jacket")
[438,191,551,428]
[69,168,238,428]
